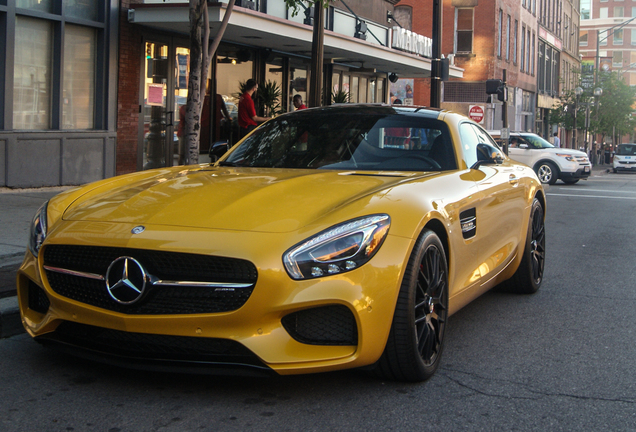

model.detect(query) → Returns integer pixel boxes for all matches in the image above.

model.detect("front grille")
[43,245,257,315]
[51,321,264,366]
[28,280,50,314]
[282,305,358,346]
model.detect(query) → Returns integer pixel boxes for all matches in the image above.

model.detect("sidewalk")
[0,186,71,337]
[0,165,612,338]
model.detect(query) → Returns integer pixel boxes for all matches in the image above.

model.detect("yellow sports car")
[17,104,545,382]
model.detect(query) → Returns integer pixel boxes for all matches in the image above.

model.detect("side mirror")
[210,140,230,162]
[472,143,504,169]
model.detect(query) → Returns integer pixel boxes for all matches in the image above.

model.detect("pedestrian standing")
[292,95,307,110]
[238,79,270,140]
[553,132,561,148]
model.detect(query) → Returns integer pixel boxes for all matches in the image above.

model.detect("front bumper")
[17,222,413,375]
[561,165,591,180]
[613,161,636,171]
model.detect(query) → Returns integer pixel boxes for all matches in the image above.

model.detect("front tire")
[562,179,579,185]
[374,229,449,382]
[536,162,558,185]
[501,198,545,294]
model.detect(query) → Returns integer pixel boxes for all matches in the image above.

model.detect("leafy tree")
[593,72,636,142]
[551,72,636,147]
[184,0,333,165]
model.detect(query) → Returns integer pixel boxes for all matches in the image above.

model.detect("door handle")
[509,174,519,186]
[165,111,174,127]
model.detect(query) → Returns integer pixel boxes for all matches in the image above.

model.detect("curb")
[0,297,23,339]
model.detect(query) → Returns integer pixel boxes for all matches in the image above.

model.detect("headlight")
[555,153,575,162]
[28,201,48,257]
[283,215,390,280]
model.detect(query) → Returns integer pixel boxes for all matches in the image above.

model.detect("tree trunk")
[186,0,235,165]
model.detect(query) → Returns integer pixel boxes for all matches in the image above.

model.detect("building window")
[600,8,608,19]
[580,30,588,46]
[527,28,531,75]
[13,16,53,130]
[631,29,636,45]
[614,29,624,45]
[498,9,503,57]
[16,0,55,12]
[532,32,535,75]
[521,26,526,72]
[615,7,624,17]
[5,1,107,131]
[613,50,623,66]
[456,8,474,53]
[514,20,518,63]
[63,25,96,130]
[506,15,511,61]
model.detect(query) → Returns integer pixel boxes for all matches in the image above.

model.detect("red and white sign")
[468,105,485,124]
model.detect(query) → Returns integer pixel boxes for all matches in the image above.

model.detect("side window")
[473,125,504,159]
[459,123,480,168]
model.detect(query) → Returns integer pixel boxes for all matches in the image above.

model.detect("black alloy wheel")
[374,229,448,382]
[528,200,546,286]
[499,197,545,294]
[415,243,448,368]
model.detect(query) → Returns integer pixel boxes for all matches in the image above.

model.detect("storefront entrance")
[139,38,196,170]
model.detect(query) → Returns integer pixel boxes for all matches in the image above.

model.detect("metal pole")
[573,97,578,150]
[308,1,324,108]
[430,0,442,108]
[502,69,508,155]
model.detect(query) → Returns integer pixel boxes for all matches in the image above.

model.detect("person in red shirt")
[293,94,307,110]
[238,79,270,140]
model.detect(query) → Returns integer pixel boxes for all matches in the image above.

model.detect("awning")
[128,3,463,79]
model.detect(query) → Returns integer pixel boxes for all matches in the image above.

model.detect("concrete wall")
[0,132,117,188]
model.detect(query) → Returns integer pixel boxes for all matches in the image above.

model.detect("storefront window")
[16,0,54,12]
[351,77,359,103]
[290,59,307,111]
[13,16,52,130]
[64,0,99,21]
[265,56,284,115]
[359,77,368,102]
[368,78,376,103]
[62,24,96,130]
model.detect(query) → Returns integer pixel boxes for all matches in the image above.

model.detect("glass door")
[142,41,170,170]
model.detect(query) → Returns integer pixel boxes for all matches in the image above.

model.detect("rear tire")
[374,229,448,382]
[562,179,579,185]
[500,198,545,294]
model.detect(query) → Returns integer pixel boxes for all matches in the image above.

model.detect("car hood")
[62,166,428,233]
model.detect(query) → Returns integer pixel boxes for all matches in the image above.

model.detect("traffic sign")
[468,105,485,124]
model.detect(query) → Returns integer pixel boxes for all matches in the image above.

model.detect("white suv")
[489,132,591,185]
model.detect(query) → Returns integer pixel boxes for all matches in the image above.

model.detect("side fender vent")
[460,208,477,239]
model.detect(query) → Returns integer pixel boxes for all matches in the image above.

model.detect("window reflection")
[63,25,96,129]
[13,16,52,130]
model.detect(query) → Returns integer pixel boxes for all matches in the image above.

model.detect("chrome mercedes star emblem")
[131,226,145,234]
[105,257,148,304]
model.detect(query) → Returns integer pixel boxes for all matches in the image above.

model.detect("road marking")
[547,193,636,200]
[551,188,636,194]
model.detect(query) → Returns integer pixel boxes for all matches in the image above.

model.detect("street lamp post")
[593,87,603,164]
[573,87,583,150]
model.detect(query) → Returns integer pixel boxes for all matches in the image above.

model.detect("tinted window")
[224,110,457,171]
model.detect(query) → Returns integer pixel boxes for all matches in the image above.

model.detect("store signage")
[392,27,432,58]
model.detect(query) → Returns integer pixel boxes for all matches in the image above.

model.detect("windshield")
[222,109,456,171]
[518,134,554,149]
[616,144,636,155]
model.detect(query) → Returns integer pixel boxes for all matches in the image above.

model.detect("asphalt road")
[1,173,636,431]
